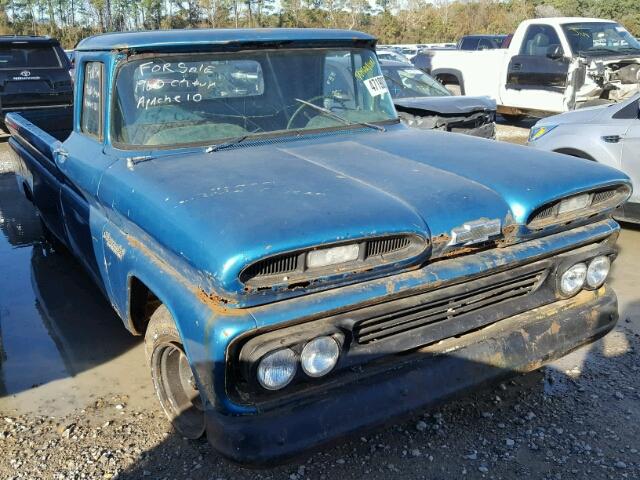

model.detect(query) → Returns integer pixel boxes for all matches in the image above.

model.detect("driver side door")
[502,24,569,112]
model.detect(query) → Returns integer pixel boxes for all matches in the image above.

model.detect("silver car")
[528,94,640,223]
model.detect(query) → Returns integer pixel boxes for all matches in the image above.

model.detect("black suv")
[0,36,72,118]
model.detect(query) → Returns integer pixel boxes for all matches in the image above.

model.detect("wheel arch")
[553,148,596,161]
[128,274,163,335]
[432,68,465,95]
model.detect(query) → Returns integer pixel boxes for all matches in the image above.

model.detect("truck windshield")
[112,48,397,147]
[0,45,61,69]
[562,22,640,56]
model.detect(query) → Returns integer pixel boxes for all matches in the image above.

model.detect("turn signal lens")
[558,194,590,215]
[307,244,360,268]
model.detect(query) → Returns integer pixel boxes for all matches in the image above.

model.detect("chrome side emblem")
[448,218,502,246]
[20,70,30,77]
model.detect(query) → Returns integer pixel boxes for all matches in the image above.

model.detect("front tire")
[145,305,205,439]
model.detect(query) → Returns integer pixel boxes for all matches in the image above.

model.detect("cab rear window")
[0,46,61,69]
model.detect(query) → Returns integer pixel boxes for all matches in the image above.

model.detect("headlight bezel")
[239,233,429,289]
[527,185,631,230]
[237,324,345,394]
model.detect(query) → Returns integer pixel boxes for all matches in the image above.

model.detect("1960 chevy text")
[6,29,632,464]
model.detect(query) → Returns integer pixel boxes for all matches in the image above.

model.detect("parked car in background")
[412,18,640,118]
[6,27,632,465]
[528,93,640,222]
[0,35,72,120]
[380,60,496,138]
[457,34,507,50]
[400,45,420,60]
[376,49,411,64]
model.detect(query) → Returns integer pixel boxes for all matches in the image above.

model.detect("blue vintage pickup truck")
[6,29,632,464]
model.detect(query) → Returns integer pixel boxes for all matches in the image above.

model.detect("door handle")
[602,135,622,143]
[53,147,69,164]
[512,63,522,71]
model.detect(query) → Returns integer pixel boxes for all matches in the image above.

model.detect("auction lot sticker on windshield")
[363,75,389,97]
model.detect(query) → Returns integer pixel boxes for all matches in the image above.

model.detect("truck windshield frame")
[111,48,398,149]
[562,22,640,57]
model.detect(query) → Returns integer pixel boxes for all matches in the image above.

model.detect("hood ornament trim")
[448,218,502,247]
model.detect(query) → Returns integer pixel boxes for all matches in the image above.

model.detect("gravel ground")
[2,123,640,479]
[2,328,639,480]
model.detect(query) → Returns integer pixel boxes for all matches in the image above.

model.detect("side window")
[461,38,479,50]
[478,38,494,50]
[81,62,103,139]
[521,25,563,57]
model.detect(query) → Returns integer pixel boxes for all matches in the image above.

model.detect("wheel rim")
[153,342,205,439]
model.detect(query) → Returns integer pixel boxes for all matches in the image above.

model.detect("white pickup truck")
[413,17,640,118]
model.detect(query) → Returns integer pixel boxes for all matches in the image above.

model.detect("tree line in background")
[0,0,638,49]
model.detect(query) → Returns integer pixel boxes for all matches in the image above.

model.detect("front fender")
[100,220,257,413]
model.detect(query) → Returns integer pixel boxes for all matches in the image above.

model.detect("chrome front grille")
[353,267,546,345]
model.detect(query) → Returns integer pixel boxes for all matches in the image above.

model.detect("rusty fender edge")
[205,286,618,465]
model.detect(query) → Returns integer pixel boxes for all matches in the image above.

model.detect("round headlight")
[300,336,340,378]
[257,348,297,390]
[560,263,587,296]
[586,256,610,288]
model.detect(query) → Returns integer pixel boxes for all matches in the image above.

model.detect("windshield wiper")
[294,98,386,132]
[204,135,249,153]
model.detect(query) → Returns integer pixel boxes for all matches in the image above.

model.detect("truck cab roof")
[519,17,616,27]
[76,28,377,52]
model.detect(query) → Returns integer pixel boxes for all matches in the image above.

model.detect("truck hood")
[99,127,629,302]
[393,95,496,115]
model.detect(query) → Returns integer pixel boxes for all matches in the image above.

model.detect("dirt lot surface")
[1,126,639,480]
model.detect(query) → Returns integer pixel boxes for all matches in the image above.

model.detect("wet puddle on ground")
[0,172,152,416]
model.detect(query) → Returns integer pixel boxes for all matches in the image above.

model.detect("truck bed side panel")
[5,111,69,242]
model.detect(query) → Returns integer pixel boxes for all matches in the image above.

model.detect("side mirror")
[546,45,564,60]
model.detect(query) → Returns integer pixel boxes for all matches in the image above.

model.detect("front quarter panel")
[100,219,257,413]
